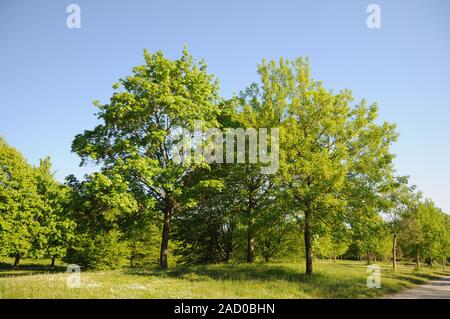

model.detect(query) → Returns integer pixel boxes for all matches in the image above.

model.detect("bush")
[64,230,129,270]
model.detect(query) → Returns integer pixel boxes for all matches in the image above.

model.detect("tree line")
[1,49,449,275]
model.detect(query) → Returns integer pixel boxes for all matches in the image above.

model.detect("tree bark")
[247,231,255,263]
[246,215,255,263]
[392,234,397,272]
[159,202,172,269]
[246,189,255,263]
[13,254,20,270]
[416,251,420,269]
[304,210,313,276]
[50,256,56,270]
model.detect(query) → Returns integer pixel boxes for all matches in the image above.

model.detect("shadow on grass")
[124,262,450,298]
[433,271,450,277]
[128,263,308,281]
[126,263,378,298]
[390,271,449,285]
[0,261,66,277]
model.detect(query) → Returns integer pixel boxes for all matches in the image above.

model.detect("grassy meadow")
[1,257,448,298]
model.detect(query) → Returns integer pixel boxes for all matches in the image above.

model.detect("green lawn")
[0,257,448,298]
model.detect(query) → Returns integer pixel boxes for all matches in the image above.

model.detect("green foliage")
[172,171,239,264]
[34,157,76,262]
[399,199,449,266]
[0,138,75,267]
[71,48,222,268]
[249,57,398,274]
[126,214,161,267]
[2,259,450,298]
[256,211,302,262]
[0,137,41,260]
[64,172,141,269]
[1,50,448,274]
[65,230,130,270]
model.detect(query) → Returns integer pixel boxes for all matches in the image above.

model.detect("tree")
[231,85,281,263]
[416,200,446,266]
[125,210,161,267]
[64,172,140,269]
[34,157,76,269]
[72,48,221,269]
[436,213,450,269]
[0,137,42,269]
[172,175,237,264]
[381,176,418,271]
[349,211,387,264]
[256,201,301,262]
[253,58,397,275]
[399,198,445,268]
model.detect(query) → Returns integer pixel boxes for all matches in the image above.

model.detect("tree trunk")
[247,234,255,263]
[392,234,397,272]
[13,254,20,270]
[50,256,56,270]
[416,251,420,269]
[366,252,371,265]
[304,210,313,276]
[224,249,231,262]
[246,190,255,263]
[159,203,172,269]
[333,248,336,262]
[246,221,255,263]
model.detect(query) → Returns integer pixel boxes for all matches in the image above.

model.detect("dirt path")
[387,276,450,299]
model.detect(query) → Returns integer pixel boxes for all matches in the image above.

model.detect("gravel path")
[387,276,450,299]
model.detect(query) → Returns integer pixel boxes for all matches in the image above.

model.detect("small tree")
[399,198,445,268]
[64,172,139,269]
[381,176,418,271]
[0,137,42,269]
[34,157,76,269]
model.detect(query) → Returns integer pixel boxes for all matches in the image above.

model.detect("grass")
[0,257,448,298]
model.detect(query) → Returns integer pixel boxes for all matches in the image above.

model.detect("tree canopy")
[1,49,449,275]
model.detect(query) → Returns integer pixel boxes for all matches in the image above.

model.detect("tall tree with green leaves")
[399,198,446,268]
[380,175,418,271]
[255,58,397,276]
[0,137,41,269]
[34,157,76,269]
[72,48,221,269]
[436,213,450,269]
[416,199,446,266]
[225,85,279,263]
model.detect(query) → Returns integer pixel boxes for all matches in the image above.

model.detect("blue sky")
[1,0,449,212]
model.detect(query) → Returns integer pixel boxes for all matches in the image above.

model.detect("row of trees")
[0,138,75,269]
[1,49,449,274]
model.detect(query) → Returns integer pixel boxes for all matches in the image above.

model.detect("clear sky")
[1,0,449,212]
